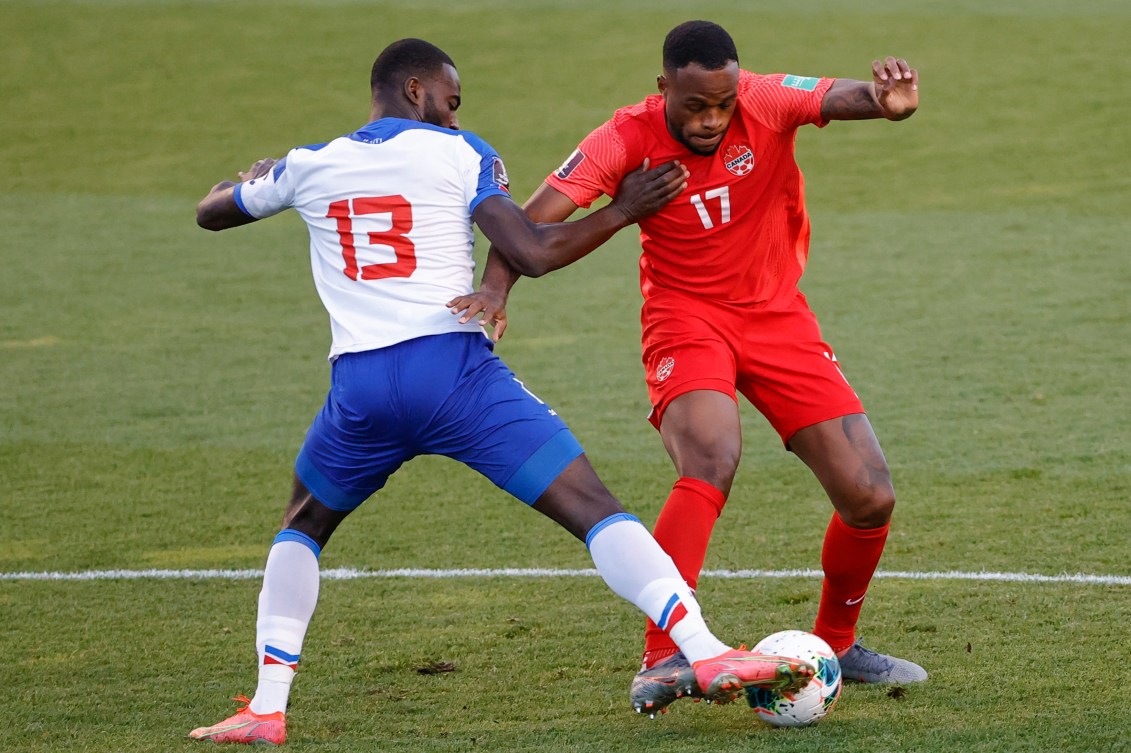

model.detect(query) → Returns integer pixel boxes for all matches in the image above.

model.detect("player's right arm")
[449,120,635,338]
[447,184,581,341]
[196,158,280,231]
[472,159,685,278]
[480,185,581,293]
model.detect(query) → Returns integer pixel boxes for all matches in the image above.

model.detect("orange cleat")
[692,647,815,705]
[189,695,286,746]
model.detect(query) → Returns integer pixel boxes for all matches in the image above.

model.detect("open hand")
[610,159,689,224]
[447,288,508,342]
[239,158,277,182]
[872,57,918,120]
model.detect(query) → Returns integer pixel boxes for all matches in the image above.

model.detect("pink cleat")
[189,695,286,745]
[692,647,815,705]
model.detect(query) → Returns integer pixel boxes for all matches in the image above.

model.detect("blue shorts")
[295,332,583,511]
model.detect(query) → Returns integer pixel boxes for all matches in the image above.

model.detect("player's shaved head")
[370,38,456,93]
[663,21,738,72]
[369,38,461,129]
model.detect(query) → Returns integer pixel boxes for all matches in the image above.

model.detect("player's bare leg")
[281,475,350,549]
[789,414,926,683]
[656,390,743,497]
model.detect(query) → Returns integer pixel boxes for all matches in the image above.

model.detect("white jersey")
[235,118,512,359]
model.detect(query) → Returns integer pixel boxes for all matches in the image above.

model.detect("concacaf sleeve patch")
[781,75,819,91]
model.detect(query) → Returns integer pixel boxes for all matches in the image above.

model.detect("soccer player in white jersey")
[187,39,815,745]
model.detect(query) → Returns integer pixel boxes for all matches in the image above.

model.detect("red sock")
[812,512,890,654]
[642,477,727,666]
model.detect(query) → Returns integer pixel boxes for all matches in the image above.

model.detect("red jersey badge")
[723,145,755,176]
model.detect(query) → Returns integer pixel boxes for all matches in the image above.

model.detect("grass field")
[2,1,1130,751]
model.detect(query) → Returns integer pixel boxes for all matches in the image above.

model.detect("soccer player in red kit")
[449,20,927,716]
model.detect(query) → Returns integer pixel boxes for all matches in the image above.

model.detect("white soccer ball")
[745,630,842,727]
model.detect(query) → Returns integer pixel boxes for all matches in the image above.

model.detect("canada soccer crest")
[723,144,755,176]
[656,356,675,382]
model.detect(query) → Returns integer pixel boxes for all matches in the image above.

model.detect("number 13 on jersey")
[327,196,417,281]
[689,186,731,230]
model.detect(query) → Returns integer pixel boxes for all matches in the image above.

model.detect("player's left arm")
[196,158,277,230]
[448,185,581,342]
[820,56,919,122]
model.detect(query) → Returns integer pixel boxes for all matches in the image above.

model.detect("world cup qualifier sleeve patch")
[554,148,586,180]
[781,75,820,91]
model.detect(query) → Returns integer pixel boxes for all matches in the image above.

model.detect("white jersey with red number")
[235,118,511,359]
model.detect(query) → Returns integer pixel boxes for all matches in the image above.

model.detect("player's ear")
[657,74,669,97]
[404,76,424,107]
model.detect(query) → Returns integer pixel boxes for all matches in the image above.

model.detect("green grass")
[2,1,1130,751]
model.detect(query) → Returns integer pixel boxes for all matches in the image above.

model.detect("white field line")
[1,567,1129,586]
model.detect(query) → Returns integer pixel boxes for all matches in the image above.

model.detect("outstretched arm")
[196,158,277,230]
[820,56,919,122]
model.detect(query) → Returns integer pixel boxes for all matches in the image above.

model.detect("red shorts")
[641,289,864,445]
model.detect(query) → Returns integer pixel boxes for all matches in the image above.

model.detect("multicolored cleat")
[630,651,702,718]
[692,646,816,705]
[189,695,286,746]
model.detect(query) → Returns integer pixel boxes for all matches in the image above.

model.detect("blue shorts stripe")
[502,429,584,505]
[583,512,641,550]
[657,593,680,630]
[272,528,322,559]
[295,446,371,512]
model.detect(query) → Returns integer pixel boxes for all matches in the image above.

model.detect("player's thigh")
[642,291,740,432]
[789,414,894,527]
[426,341,586,508]
[735,300,864,448]
[295,349,414,514]
[658,390,743,494]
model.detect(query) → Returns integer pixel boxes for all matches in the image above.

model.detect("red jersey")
[545,71,834,308]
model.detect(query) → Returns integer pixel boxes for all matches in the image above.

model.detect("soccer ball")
[745,630,842,727]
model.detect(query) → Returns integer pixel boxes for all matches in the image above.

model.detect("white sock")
[249,534,321,715]
[586,514,729,664]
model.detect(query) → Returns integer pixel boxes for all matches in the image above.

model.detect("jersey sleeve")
[457,132,513,214]
[739,71,835,132]
[543,117,629,209]
[233,153,297,219]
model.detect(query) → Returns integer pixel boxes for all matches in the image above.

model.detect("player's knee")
[681,443,740,492]
[837,484,895,529]
[282,483,349,549]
